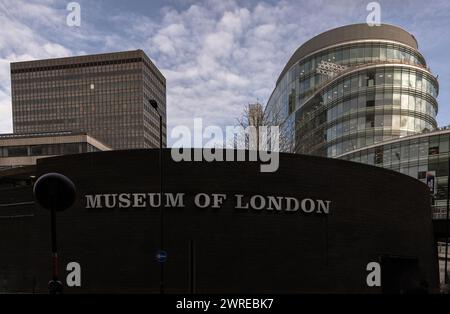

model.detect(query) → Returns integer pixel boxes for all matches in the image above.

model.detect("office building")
[264,23,448,285]
[10,50,166,150]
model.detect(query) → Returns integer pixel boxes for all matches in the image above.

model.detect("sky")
[1,0,450,146]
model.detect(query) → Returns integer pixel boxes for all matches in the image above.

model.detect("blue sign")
[155,250,167,263]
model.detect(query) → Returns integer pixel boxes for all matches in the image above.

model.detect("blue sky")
[1,0,449,146]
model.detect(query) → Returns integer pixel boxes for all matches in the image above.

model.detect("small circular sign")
[155,250,168,263]
[33,173,76,212]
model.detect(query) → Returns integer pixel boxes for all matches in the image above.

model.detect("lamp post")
[446,157,450,284]
[149,99,165,294]
[33,173,76,294]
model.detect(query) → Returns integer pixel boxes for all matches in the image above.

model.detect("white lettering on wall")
[194,193,210,208]
[83,193,331,215]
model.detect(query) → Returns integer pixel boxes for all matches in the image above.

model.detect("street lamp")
[446,157,450,285]
[148,99,165,294]
[33,173,76,294]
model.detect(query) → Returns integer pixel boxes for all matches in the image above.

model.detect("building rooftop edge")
[276,23,419,86]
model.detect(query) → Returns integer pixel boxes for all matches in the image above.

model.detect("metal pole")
[49,195,62,294]
[189,239,196,294]
[159,113,164,294]
[445,157,450,284]
[51,206,58,282]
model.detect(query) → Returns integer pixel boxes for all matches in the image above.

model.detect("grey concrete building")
[0,131,111,170]
[10,50,166,150]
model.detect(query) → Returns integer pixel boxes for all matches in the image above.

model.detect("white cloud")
[1,0,449,144]
[0,89,12,133]
[0,0,371,141]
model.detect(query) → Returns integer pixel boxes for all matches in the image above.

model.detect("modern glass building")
[10,50,166,150]
[337,128,449,218]
[265,23,448,285]
[265,24,439,156]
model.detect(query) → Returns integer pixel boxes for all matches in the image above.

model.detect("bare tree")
[235,102,265,151]
[263,103,293,153]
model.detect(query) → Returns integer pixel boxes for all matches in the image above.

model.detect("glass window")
[414,73,422,91]
[367,149,375,164]
[342,48,350,64]
[375,92,384,106]
[440,135,449,153]
[364,45,372,62]
[350,47,358,64]
[351,75,358,90]
[7,146,28,157]
[400,115,408,129]
[372,45,380,62]
[408,165,418,179]
[392,115,400,129]
[338,82,344,98]
[408,117,415,131]
[376,69,385,85]
[409,140,419,160]
[409,72,416,88]
[329,50,337,63]
[336,123,343,136]
[343,79,350,94]
[343,100,350,115]
[366,112,375,128]
[358,116,366,130]
[375,147,384,165]
[358,94,366,109]
[409,95,415,111]
[394,48,401,61]
[383,146,392,166]
[336,48,343,64]
[337,102,343,116]
[401,94,409,110]
[350,118,358,132]
[385,69,394,85]
[357,136,366,149]
[304,60,311,72]
[357,46,365,63]
[394,69,402,85]
[361,152,368,164]
[367,71,375,87]
[391,144,401,163]
[379,45,387,61]
[418,140,428,160]
[429,136,440,155]
[375,114,384,127]
[350,97,358,113]
[393,93,401,108]
[30,145,43,156]
[366,93,375,107]
[384,92,393,106]
[387,46,395,60]
[402,70,409,87]
[343,120,350,134]
[384,114,392,127]
[401,141,410,160]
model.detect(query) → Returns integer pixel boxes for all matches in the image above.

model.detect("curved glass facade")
[296,65,438,156]
[264,24,446,285]
[338,129,450,220]
[265,28,439,157]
